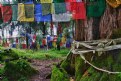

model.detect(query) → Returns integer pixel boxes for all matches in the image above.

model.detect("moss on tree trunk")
[51,49,121,81]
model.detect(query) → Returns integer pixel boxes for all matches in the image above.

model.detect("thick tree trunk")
[117,6,121,28]
[84,18,93,41]
[51,4,121,81]
[99,5,120,39]
[75,20,85,41]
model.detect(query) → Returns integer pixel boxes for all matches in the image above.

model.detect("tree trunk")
[51,4,121,81]
[75,20,85,41]
[84,18,93,41]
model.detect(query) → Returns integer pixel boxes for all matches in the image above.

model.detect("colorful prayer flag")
[87,0,106,17]
[1,5,12,22]
[40,0,53,3]
[35,4,52,22]
[71,2,86,19]
[41,3,52,15]
[52,13,71,22]
[54,3,67,14]
[12,5,18,21]
[106,0,119,8]
[17,3,34,22]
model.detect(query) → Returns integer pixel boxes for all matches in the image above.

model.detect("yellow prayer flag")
[116,0,121,4]
[40,0,53,3]
[17,3,34,22]
[51,3,55,14]
[106,0,120,8]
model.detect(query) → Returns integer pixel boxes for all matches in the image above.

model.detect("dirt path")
[29,59,61,81]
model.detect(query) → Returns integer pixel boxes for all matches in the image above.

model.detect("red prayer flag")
[0,4,2,20]
[65,0,76,2]
[71,2,86,19]
[1,5,12,23]
[65,0,83,2]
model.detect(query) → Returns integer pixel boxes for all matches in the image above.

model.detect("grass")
[12,48,70,60]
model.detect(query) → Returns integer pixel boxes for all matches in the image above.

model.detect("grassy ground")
[12,48,70,60]
[0,47,70,81]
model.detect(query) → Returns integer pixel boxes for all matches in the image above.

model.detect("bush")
[0,49,19,62]
[51,66,70,81]
[4,59,37,81]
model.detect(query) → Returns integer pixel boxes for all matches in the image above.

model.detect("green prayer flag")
[12,5,18,21]
[53,0,64,3]
[87,0,106,17]
[41,3,51,15]
[54,3,66,14]
[24,4,34,18]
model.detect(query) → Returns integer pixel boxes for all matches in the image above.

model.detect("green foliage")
[12,48,69,60]
[0,47,69,81]
[0,49,19,62]
[4,59,37,81]
[1,77,9,81]
[18,77,29,81]
[51,66,70,81]
[0,66,4,76]
[61,58,71,71]
[60,53,75,75]
[98,73,108,81]
[80,67,102,81]
[57,49,121,81]
[75,56,84,81]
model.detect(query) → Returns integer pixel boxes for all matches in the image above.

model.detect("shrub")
[4,59,37,81]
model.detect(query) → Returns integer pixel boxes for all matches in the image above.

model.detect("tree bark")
[75,20,85,41]
[84,18,93,41]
